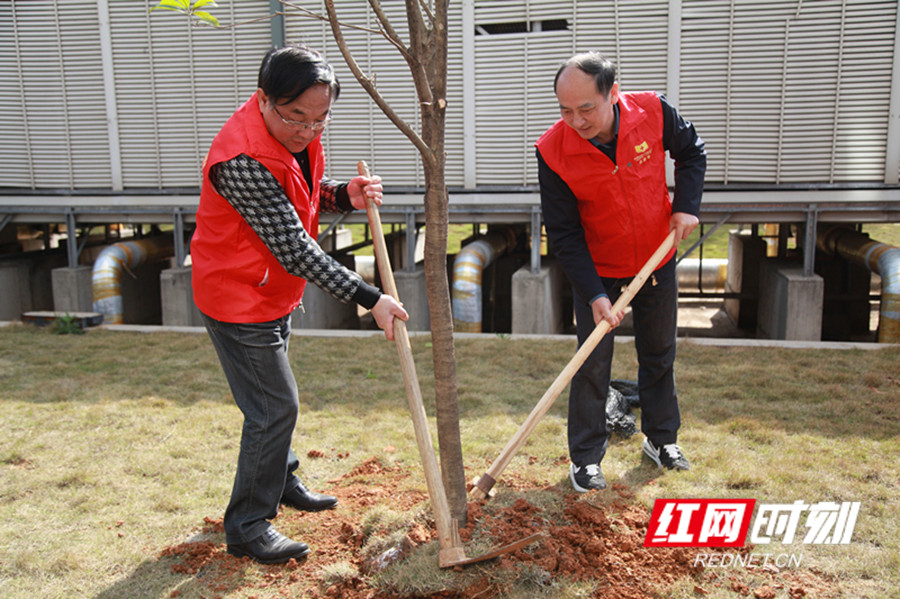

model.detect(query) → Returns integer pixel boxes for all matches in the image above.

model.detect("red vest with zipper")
[536,91,674,278]
[191,92,322,323]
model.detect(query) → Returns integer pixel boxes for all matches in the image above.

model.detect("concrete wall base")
[318,228,353,253]
[756,259,824,341]
[395,265,429,331]
[511,258,566,335]
[0,261,33,320]
[52,265,94,314]
[161,267,203,327]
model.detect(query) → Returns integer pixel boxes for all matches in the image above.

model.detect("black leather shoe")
[281,483,338,512]
[227,528,309,564]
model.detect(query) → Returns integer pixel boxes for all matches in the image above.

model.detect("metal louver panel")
[473,1,573,187]
[108,0,271,189]
[1,0,111,189]
[1,0,898,192]
[680,0,897,185]
[472,1,671,187]
[445,3,466,188]
[0,3,33,188]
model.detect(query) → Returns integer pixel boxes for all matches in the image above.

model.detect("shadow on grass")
[91,558,245,599]
[91,560,175,599]
[91,540,251,599]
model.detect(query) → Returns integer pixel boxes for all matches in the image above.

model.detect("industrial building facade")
[3,0,898,191]
[2,0,900,340]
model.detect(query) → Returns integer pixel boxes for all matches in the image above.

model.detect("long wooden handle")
[358,161,464,565]
[471,229,677,499]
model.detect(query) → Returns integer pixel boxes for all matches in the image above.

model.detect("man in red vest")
[191,43,408,563]
[536,52,706,492]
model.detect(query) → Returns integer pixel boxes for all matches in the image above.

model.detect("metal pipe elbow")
[451,231,513,333]
[92,238,173,324]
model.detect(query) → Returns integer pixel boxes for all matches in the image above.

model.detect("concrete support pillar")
[724,231,767,330]
[511,258,566,335]
[161,267,203,327]
[0,261,32,320]
[756,259,824,341]
[384,227,418,272]
[816,254,873,341]
[52,265,94,314]
[395,264,429,331]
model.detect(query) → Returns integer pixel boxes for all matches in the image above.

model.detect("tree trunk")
[418,0,466,524]
[421,150,467,523]
[325,0,466,523]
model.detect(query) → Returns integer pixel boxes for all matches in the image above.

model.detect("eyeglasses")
[271,104,331,132]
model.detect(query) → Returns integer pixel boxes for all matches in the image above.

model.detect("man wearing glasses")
[191,43,407,564]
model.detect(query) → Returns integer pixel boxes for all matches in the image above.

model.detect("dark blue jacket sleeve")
[537,147,608,304]
[659,93,706,216]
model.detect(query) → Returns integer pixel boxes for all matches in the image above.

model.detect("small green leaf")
[149,5,183,15]
[192,0,218,9]
[150,0,190,11]
[191,10,219,26]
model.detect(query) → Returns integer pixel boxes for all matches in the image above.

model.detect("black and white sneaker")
[642,439,690,470]
[569,463,607,492]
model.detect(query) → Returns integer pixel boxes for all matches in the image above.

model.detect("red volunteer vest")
[191,92,323,323]
[536,91,674,278]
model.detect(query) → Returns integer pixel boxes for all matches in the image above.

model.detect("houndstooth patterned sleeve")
[210,154,367,304]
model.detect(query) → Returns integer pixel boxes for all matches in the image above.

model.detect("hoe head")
[438,532,543,569]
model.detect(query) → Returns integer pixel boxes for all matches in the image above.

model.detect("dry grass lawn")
[0,324,898,598]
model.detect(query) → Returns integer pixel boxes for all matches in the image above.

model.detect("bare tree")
[324,0,466,523]
[152,0,467,522]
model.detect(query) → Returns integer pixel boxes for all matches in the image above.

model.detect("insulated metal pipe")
[676,258,729,292]
[451,229,514,333]
[817,226,900,343]
[92,237,173,324]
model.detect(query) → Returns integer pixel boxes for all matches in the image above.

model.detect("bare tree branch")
[403,0,441,113]
[369,0,434,108]
[280,0,381,36]
[405,0,426,49]
[367,0,407,55]
[193,13,277,30]
[323,0,433,167]
[364,0,420,71]
[417,0,435,27]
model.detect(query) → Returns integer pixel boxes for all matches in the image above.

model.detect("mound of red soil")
[460,491,700,598]
[158,456,836,598]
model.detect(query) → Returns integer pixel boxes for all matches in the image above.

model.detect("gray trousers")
[201,312,304,544]
[568,257,681,467]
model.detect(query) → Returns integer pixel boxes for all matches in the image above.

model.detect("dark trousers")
[201,312,304,544]
[568,256,681,467]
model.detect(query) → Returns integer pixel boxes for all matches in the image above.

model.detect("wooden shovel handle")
[357,161,465,566]
[471,229,677,499]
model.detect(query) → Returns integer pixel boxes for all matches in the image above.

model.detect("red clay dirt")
[158,455,841,598]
